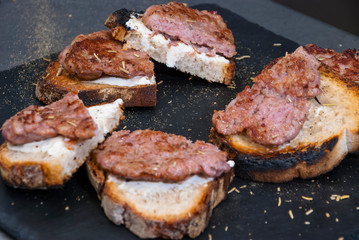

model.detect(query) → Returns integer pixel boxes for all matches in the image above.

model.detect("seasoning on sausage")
[58,30,154,80]
[2,92,97,145]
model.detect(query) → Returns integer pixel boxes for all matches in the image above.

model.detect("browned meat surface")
[58,30,154,80]
[93,129,231,182]
[304,44,359,82]
[142,2,236,58]
[213,46,321,145]
[2,92,97,145]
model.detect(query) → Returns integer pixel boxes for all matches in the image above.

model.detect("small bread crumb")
[305,209,313,215]
[301,196,313,201]
[288,210,294,219]
[273,43,282,46]
[228,187,239,194]
[208,233,212,240]
[325,212,330,218]
[235,55,251,61]
[65,206,70,211]
[304,221,310,225]
[340,195,350,200]
[278,197,281,207]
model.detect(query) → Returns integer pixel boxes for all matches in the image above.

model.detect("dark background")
[0,0,359,239]
[274,0,359,37]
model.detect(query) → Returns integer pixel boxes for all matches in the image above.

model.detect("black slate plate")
[0,4,359,240]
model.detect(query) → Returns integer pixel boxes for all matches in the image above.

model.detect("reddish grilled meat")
[58,30,154,80]
[2,92,97,145]
[93,129,231,182]
[304,44,359,82]
[213,46,321,145]
[142,1,236,58]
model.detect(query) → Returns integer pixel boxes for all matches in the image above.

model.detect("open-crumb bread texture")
[0,99,124,189]
[36,61,156,107]
[86,153,234,239]
[210,65,359,183]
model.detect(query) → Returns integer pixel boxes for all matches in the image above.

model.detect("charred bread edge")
[105,8,141,30]
[210,128,339,171]
[36,61,156,107]
[86,155,234,239]
[0,101,124,189]
[105,9,235,85]
[209,128,346,183]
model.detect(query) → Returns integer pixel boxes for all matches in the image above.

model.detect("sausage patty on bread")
[59,30,154,80]
[210,45,359,183]
[105,2,236,85]
[87,129,234,239]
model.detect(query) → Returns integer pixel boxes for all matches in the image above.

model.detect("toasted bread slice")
[36,61,156,107]
[105,11,235,85]
[0,99,124,189]
[86,156,234,239]
[210,65,359,183]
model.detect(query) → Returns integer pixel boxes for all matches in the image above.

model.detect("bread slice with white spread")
[105,2,236,85]
[0,93,124,189]
[87,129,234,239]
[210,46,359,183]
[36,30,156,107]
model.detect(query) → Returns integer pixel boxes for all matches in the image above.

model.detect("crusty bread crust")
[86,156,234,239]
[0,143,79,188]
[210,65,359,183]
[36,61,156,107]
[0,100,124,189]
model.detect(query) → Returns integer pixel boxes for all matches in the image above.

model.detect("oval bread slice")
[86,154,234,239]
[210,65,359,183]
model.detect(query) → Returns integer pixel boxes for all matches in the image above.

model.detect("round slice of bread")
[0,99,124,189]
[210,65,359,183]
[86,153,234,239]
[36,61,156,107]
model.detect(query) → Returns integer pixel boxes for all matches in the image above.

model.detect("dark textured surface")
[0,4,359,240]
[273,0,359,37]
